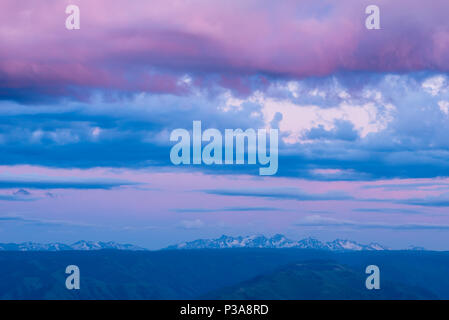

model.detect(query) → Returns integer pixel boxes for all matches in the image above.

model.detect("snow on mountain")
[0,242,73,251]
[366,242,390,251]
[326,239,365,251]
[165,235,391,251]
[71,240,143,251]
[326,239,390,251]
[0,241,146,251]
[169,234,298,250]
[296,237,328,250]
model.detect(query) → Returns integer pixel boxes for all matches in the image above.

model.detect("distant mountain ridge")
[204,261,437,300]
[0,235,424,251]
[165,234,391,251]
[0,240,145,251]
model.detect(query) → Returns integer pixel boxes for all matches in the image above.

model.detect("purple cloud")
[2,0,449,99]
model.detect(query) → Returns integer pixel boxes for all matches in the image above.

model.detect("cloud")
[0,72,447,182]
[307,169,371,181]
[398,192,449,207]
[0,189,37,201]
[202,187,353,201]
[13,188,30,196]
[6,71,449,182]
[295,215,449,230]
[422,76,447,96]
[257,94,395,144]
[0,215,97,227]
[0,174,138,189]
[344,190,449,207]
[175,206,286,213]
[362,182,449,191]
[3,0,449,101]
[303,120,359,142]
[1,2,449,182]
[44,192,57,198]
[0,216,25,222]
[353,208,421,214]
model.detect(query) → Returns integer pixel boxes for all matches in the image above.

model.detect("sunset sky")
[1,0,449,249]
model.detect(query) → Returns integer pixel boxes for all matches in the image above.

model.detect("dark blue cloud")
[353,208,422,214]
[2,72,449,181]
[0,215,98,227]
[0,194,36,201]
[0,176,138,190]
[12,189,31,196]
[295,216,449,230]
[397,193,449,207]
[201,187,354,201]
[0,188,37,201]
[304,120,358,141]
[362,182,449,191]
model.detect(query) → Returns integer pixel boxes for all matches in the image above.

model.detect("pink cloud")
[1,0,449,96]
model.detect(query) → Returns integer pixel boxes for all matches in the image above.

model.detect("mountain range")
[0,234,418,251]
[165,234,390,251]
[0,240,145,251]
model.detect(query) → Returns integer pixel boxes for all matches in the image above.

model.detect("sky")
[1,0,449,249]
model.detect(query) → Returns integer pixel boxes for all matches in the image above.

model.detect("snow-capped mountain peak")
[165,235,391,251]
[366,242,390,251]
[0,240,146,251]
[326,239,365,251]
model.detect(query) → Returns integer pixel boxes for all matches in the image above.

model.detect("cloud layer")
[2,0,449,100]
